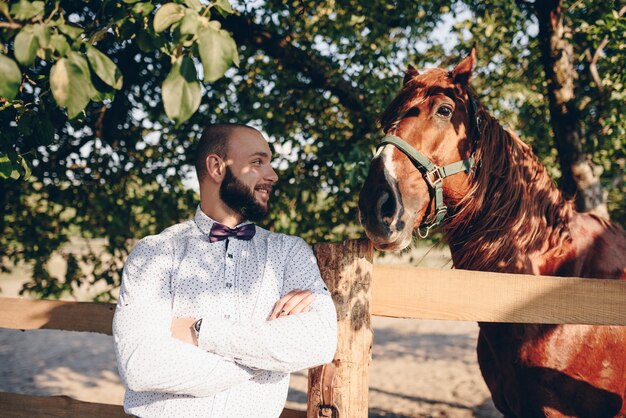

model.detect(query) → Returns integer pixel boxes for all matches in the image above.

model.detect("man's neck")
[199,199,244,228]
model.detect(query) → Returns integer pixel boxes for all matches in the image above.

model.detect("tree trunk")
[533,0,609,218]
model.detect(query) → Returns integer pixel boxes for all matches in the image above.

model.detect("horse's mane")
[444,108,575,272]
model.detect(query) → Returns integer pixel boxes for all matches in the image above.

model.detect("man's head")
[195,124,278,222]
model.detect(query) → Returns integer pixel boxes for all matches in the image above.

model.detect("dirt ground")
[0,244,501,418]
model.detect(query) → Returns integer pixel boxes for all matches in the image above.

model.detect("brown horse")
[358,49,626,417]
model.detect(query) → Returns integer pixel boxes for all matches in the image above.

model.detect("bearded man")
[112,123,337,418]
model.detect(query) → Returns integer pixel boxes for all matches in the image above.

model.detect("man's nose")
[266,165,279,183]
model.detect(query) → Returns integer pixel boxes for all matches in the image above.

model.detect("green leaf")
[196,26,238,82]
[132,2,155,17]
[0,54,22,100]
[162,56,201,125]
[49,33,70,56]
[0,151,28,180]
[10,0,45,20]
[67,51,98,98]
[214,0,234,14]
[17,154,31,180]
[135,31,158,53]
[90,74,116,102]
[33,23,50,48]
[0,2,10,20]
[184,0,202,11]
[58,24,83,40]
[86,45,123,90]
[13,25,39,65]
[179,10,202,35]
[50,55,92,118]
[0,154,14,179]
[153,3,185,33]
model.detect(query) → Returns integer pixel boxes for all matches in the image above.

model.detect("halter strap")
[377,134,474,237]
[377,91,481,237]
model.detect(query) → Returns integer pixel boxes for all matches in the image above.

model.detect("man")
[112,123,337,417]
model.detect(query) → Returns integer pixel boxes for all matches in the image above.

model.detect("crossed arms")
[112,236,337,397]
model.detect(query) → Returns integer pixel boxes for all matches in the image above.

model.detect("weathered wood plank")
[308,240,373,418]
[371,265,626,325]
[0,392,128,417]
[280,408,307,418]
[0,298,115,334]
[3,264,626,334]
[0,392,305,418]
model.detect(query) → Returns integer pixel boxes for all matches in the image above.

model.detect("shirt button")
[224,314,230,319]
[227,253,233,259]
[225,283,232,288]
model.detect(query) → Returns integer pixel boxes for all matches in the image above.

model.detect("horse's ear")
[451,48,476,86]
[403,65,419,85]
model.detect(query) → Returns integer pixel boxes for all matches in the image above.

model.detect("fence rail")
[372,265,626,325]
[3,267,625,335]
[2,239,626,416]
[0,295,305,418]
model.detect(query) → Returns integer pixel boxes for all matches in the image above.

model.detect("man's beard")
[220,167,271,222]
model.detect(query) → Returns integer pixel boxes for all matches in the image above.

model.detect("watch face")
[194,318,202,333]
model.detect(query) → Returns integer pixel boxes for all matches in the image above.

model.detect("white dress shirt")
[113,206,337,417]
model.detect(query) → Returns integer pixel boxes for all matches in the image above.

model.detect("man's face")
[219,128,278,222]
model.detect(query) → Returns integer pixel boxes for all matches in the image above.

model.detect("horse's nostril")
[377,191,396,226]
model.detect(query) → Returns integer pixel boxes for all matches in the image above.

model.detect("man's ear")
[205,154,226,183]
[403,65,419,85]
[450,48,475,86]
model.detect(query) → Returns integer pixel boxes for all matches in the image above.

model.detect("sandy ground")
[0,244,501,418]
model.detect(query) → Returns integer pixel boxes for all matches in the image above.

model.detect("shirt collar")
[193,205,253,236]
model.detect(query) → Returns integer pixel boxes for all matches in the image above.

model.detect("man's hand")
[269,289,314,320]
[171,317,198,346]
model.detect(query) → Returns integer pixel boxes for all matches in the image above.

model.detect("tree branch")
[220,13,375,135]
[0,22,22,29]
[584,5,626,92]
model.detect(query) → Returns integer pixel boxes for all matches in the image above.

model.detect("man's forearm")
[114,306,259,396]
[196,303,337,373]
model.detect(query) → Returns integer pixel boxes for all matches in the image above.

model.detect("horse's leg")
[477,324,521,417]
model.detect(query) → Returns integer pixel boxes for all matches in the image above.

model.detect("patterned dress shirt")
[113,206,337,417]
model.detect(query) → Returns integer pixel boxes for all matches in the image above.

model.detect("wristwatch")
[193,318,202,339]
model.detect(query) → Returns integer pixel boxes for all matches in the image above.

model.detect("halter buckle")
[418,207,448,239]
[425,167,443,188]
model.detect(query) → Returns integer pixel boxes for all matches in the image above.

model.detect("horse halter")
[376,93,480,238]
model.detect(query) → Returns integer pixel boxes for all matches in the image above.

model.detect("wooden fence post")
[308,239,373,418]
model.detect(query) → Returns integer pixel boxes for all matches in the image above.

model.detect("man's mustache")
[254,183,273,192]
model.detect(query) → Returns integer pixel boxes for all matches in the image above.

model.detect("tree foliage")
[1,0,624,300]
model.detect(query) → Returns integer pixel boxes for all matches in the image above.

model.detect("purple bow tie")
[208,222,256,243]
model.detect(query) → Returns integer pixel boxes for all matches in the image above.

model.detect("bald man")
[113,124,337,418]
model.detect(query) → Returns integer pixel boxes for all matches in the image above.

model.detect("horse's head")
[359,50,478,251]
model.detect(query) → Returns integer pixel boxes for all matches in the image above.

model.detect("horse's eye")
[436,105,453,118]
[404,108,420,117]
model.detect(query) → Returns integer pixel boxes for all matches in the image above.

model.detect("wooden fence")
[1,239,626,417]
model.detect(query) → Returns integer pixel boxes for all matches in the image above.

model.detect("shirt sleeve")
[197,237,337,373]
[112,236,259,397]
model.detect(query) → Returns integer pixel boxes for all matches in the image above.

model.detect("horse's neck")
[446,121,574,274]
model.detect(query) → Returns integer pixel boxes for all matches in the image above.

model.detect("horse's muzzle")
[358,157,406,246]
